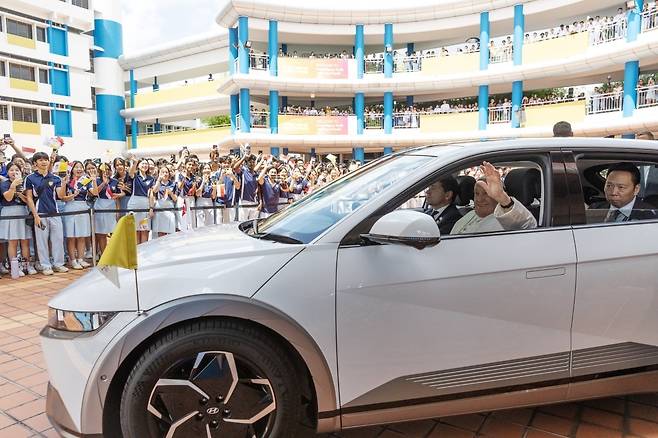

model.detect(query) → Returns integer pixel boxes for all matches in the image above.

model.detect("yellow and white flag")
[97,214,138,289]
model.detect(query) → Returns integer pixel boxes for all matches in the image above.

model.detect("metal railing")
[365,113,384,129]
[393,113,421,128]
[637,86,658,108]
[364,59,384,74]
[249,53,269,71]
[251,112,269,128]
[590,20,627,45]
[489,46,514,64]
[642,8,658,33]
[488,106,512,124]
[587,92,623,114]
[394,56,422,73]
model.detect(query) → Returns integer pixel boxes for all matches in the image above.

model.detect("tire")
[119,318,314,438]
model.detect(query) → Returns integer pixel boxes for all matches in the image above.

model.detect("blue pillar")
[383,147,393,155]
[384,92,393,133]
[478,85,489,131]
[406,43,414,56]
[628,0,644,42]
[623,60,640,138]
[239,88,250,132]
[229,27,238,75]
[152,76,159,92]
[355,24,365,79]
[269,90,279,133]
[268,20,278,76]
[129,69,137,148]
[384,23,393,78]
[238,16,249,74]
[511,5,524,128]
[271,147,280,157]
[480,12,490,71]
[355,93,365,135]
[406,96,414,107]
[353,147,365,163]
[230,94,239,133]
[283,147,289,155]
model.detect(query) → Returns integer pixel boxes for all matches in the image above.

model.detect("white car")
[42,138,658,438]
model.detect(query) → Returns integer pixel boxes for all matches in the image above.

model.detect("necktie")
[605,209,625,223]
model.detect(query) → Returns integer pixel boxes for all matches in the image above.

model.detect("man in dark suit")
[423,176,463,234]
[590,162,658,222]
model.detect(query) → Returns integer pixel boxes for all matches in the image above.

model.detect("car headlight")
[47,308,116,332]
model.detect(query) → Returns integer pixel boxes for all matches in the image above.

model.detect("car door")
[568,150,658,378]
[335,152,577,424]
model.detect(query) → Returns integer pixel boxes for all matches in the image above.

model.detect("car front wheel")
[119,319,313,437]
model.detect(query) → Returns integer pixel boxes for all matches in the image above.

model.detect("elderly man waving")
[450,161,537,235]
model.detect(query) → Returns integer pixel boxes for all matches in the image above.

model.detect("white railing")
[489,46,513,64]
[590,20,627,45]
[637,86,658,108]
[394,57,422,73]
[365,113,384,129]
[488,106,512,124]
[393,112,421,128]
[251,112,269,128]
[249,54,269,71]
[642,8,658,33]
[364,59,384,74]
[587,92,623,114]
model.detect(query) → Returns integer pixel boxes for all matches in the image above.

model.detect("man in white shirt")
[451,162,537,234]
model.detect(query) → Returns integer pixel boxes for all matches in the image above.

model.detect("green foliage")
[202,115,231,127]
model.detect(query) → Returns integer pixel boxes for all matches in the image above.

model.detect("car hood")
[49,224,305,312]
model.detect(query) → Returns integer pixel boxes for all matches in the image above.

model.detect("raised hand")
[475,161,510,206]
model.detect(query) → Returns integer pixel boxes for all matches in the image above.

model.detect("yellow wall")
[12,121,41,135]
[422,53,479,75]
[524,100,586,128]
[10,78,38,92]
[7,34,36,49]
[523,32,590,65]
[130,126,231,149]
[420,112,479,133]
[133,81,220,108]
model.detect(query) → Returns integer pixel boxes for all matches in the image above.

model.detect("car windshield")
[245,154,434,244]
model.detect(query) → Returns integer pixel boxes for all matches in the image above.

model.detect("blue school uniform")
[237,165,258,204]
[0,179,25,207]
[261,177,281,214]
[25,172,61,214]
[132,173,155,197]
[96,177,122,200]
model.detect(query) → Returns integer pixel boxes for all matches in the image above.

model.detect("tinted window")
[7,19,32,39]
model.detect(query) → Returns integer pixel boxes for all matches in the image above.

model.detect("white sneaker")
[70,260,83,270]
[78,259,91,269]
[42,268,54,276]
[27,265,38,275]
[0,265,8,275]
[18,270,25,277]
[53,265,69,273]
[84,250,92,259]
[34,262,44,272]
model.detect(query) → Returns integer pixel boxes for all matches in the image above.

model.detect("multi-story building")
[120,0,658,163]
[1,0,125,159]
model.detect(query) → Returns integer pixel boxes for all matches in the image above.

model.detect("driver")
[450,162,537,234]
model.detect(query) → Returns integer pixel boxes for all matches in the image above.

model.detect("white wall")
[69,70,93,108]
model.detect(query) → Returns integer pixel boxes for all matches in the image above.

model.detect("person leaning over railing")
[0,162,37,277]
[90,163,123,254]
[62,161,93,270]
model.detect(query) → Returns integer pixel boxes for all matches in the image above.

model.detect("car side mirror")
[361,210,440,250]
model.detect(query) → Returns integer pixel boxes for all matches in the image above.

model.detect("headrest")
[455,175,476,206]
[504,168,541,206]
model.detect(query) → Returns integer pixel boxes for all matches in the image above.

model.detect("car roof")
[407,137,658,159]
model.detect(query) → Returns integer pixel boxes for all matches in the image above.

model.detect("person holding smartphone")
[150,166,178,237]
[25,152,68,276]
[176,157,198,230]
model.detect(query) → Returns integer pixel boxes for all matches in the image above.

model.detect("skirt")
[63,201,91,238]
[94,198,118,234]
[127,195,151,231]
[0,205,31,241]
[152,199,177,234]
[195,197,215,227]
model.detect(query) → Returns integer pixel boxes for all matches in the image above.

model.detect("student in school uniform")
[90,163,123,254]
[25,152,69,276]
[234,154,260,221]
[218,162,241,223]
[257,167,282,218]
[150,166,179,237]
[113,157,132,218]
[195,163,217,227]
[0,162,37,277]
[176,158,198,230]
[127,158,155,244]
[62,161,93,270]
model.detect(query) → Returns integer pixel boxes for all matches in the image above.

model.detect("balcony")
[128,125,231,149]
[131,81,222,108]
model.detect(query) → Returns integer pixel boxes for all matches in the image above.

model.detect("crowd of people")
[0,137,361,279]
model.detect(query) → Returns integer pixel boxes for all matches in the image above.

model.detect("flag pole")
[134,268,142,315]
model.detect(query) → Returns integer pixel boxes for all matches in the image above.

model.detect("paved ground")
[0,271,657,437]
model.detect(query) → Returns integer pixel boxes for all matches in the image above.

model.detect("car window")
[576,157,658,225]
[396,160,544,236]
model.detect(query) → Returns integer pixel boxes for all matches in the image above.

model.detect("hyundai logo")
[206,407,221,415]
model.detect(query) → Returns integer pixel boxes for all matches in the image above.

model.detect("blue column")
[383,147,393,155]
[623,60,640,138]
[355,24,365,79]
[478,85,489,131]
[384,23,393,78]
[480,12,490,71]
[511,5,524,128]
[238,16,249,74]
[406,43,414,56]
[239,88,250,132]
[230,94,239,133]
[628,0,644,42]
[129,69,137,148]
[268,20,278,76]
[406,96,414,107]
[355,93,365,135]
[353,147,365,163]
[269,90,279,133]
[229,27,238,75]
[271,147,280,157]
[384,92,393,133]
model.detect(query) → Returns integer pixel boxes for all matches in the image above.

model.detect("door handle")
[526,267,566,279]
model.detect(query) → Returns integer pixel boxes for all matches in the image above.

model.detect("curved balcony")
[127,125,231,149]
